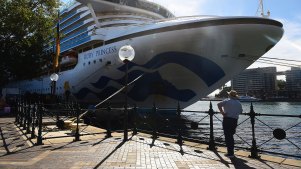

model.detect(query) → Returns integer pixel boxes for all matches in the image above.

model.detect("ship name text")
[84,46,117,60]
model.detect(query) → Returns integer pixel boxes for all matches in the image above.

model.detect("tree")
[0,0,59,86]
[215,86,232,98]
[277,79,286,90]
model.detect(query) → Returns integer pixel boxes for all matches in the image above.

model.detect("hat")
[227,90,238,98]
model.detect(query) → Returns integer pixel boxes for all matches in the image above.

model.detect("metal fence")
[131,102,301,159]
[13,100,301,159]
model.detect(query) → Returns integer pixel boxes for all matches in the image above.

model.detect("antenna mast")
[256,0,270,18]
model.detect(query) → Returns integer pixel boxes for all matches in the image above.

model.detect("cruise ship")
[9,0,284,108]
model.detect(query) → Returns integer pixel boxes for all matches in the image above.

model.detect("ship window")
[93,60,96,64]
[88,61,91,65]
[99,59,102,62]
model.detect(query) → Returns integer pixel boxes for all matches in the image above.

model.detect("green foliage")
[215,86,232,98]
[277,79,286,90]
[0,0,59,86]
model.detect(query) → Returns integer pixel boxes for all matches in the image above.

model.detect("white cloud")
[148,0,208,16]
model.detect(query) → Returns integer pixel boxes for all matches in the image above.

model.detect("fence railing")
[13,100,301,159]
[131,102,301,159]
[14,101,112,145]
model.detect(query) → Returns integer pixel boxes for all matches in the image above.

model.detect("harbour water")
[183,101,301,159]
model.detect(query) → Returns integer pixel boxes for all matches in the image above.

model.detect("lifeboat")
[60,51,78,66]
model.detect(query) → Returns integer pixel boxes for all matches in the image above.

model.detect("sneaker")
[225,153,235,158]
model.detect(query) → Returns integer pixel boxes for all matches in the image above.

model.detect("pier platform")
[0,118,300,169]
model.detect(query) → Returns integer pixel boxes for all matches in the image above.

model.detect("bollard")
[208,101,216,150]
[74,103,81,142]
[249,102,260,158]
[132,105,138,136]
[36,103,43,145]
[31,103,37,139]
[151,103,158,139]
[106,105,112,138]
[176,102,183,146]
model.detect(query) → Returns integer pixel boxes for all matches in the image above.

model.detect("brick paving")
[0,117,300,169]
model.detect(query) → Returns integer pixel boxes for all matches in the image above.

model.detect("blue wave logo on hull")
[118,52,225,87]
[75,52,225,102]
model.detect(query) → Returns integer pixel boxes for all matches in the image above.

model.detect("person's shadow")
[230,157,256,169]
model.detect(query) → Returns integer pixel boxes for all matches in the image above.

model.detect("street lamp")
[50,73,60,123]
[119,45,135,142]
[50,73,59,96]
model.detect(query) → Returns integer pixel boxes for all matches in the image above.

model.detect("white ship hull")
[11,16,283,108]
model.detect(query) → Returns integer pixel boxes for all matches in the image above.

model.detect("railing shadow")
[230,157,256,169]
[92,135,136,169]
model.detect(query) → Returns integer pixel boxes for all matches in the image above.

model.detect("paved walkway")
[0,118,300,169]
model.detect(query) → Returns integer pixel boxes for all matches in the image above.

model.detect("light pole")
[50,73,59,96]
[50,73,59,121]
[119,45,135,142]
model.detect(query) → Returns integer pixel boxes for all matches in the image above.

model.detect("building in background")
[285,67,301,98]
[231,67,277,98]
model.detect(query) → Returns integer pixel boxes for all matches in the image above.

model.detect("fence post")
[26,103,32,134]
[132,105,138,136]
[31,103,36,139]
[151,103,158,139]
[123,104,128,142]
[36,103,43,145]
[106,105,112,138]
[23,102,28,131]
[249,102,260,158]
[74,103,81,142]
[19,101,24,127]
[208,101,216,150]
[176,102,183,146]
[15,102,19,123]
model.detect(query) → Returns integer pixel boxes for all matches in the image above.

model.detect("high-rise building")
[231,67,277,97]
[285,67,301,95]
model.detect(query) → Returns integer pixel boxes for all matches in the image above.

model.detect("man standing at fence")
[217,90,242,158]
